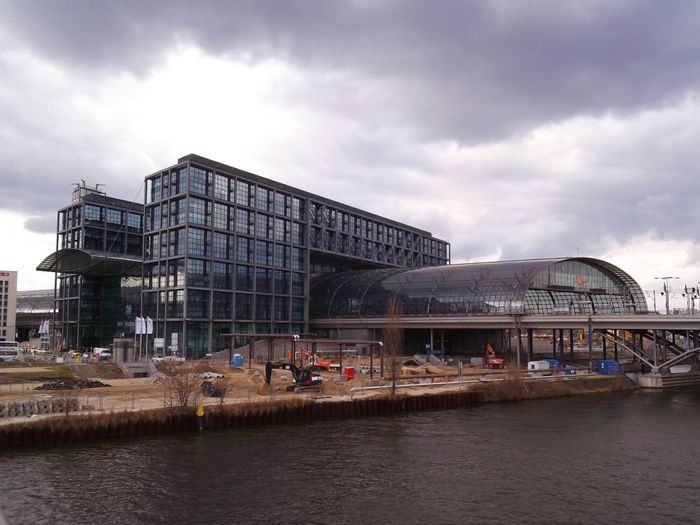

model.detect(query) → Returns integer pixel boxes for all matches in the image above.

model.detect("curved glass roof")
[310,257,648,318]
[36,249,142,277]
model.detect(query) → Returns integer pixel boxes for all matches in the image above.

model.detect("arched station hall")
[309,257,700,369]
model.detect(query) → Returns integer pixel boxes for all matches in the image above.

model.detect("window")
[255,213,272,238]
[255,268,273,293]
[291,247,304,270]
[168,228,186,257]
[188,197,210,226]
[275,192,289,216]
[292,273,304,296]
[255,186,271,211]
[212,262,232,289]
[85,205,102,225]
[187,228,209,257]
[235,265,254,291]
[235,293,253,319]
[187,289,209,318]
[274,270,289,294]
[187,259,210,287]
[236,237,254,263]
[105,208,122,226]
[292,223,304,245]
[274,244,290,268]
[214,174,229,200]
[212,232,227,259]
[256,295,272,320]
[255,240,273,266]
[167,259,185,287]
[189,166,208,195]
[213,203,228,230]
[212,291,232,318]
[169,198,186,226]
[83,228,103,250]
[236,180,250,206]
[274,297,289,321]
[236,208,253,235]
[292,197,304,220]
[127,212,142,232]
[292,298,304,321]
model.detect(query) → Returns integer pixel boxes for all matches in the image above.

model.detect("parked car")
[200,371,224,380]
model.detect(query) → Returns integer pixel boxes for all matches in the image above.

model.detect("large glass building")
[309,257,649,354]
[37,185,144,350]
[39,155,449,355]
[141,154,450,356]
[310,258,647,318]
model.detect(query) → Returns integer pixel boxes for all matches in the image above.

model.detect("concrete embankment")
[0,376,634,449]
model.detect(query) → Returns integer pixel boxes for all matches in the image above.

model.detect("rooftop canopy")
[36,249,143,277]
[310,257,648,318]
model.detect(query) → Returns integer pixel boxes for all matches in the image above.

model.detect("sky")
[0,0,699,312]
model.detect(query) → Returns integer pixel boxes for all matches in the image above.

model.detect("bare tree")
[382,298,404,395]
[156,363,203,408]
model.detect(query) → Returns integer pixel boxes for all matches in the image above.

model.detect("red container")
[344,366,355,380]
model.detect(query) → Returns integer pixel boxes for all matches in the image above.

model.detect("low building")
[0,271,17,342]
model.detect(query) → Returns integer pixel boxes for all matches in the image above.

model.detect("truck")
[93,347,112,361]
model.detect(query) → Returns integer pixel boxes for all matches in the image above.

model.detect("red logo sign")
[576,276,585,286]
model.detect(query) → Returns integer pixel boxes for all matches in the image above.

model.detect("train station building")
[37,154,449,355]
[35,155,700,382]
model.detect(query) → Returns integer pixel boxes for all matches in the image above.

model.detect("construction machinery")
[265,361,324,391]
[485,344,505,369]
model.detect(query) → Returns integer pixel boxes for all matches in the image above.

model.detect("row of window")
[145,230,305,269]
[308,201,449,260]
[147,165,305,220]
[59,228,143,255]
[142,290,305,321]
[143,259,305,294]
[310,229,428,266]
[59,204,142,233]
[145,198,306,245]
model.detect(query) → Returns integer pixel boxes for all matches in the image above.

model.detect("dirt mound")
[35,379,112,390]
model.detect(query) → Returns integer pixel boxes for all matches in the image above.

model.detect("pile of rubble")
[34,379,111,391]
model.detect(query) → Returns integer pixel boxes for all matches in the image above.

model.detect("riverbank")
[0,375,634,449]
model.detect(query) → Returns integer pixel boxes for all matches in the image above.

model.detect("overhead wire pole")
[655,276,680,315]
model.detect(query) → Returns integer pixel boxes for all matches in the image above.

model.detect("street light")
[654,276,680,315]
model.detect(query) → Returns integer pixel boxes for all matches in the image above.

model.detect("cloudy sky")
[1,0,699,311]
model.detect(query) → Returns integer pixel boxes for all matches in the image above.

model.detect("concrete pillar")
[527,329,534,362]
[602,336,607,360]
[569,329,574,360]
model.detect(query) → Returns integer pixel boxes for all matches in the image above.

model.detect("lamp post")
[655,276,680,315]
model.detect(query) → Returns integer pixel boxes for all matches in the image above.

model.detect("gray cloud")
[2,0,700,145]
[1,0,700,287]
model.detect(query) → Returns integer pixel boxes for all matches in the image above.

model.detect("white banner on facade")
[146,317,153,335]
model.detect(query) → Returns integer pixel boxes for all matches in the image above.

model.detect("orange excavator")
[485,344,505,369]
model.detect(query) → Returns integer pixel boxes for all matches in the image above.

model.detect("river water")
[1,388,699,525]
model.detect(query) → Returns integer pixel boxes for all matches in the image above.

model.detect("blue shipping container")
[596,360,620,375]
[545,359,563,369]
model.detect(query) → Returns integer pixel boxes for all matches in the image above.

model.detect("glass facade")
[53,192,144,350]
[142,155,450,357]
[309,258,648,318]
